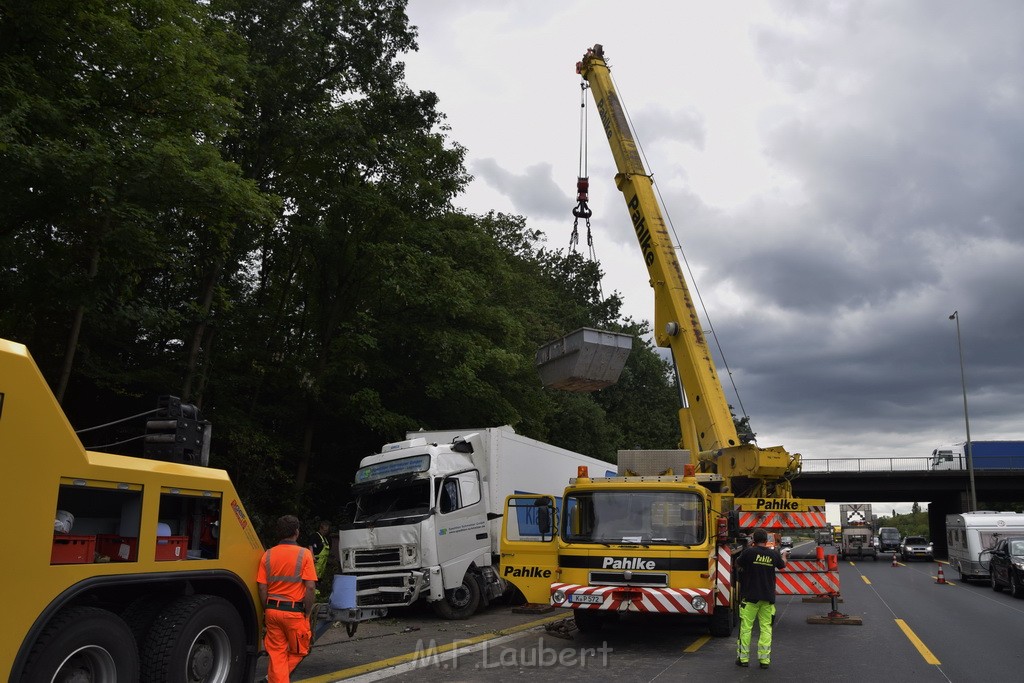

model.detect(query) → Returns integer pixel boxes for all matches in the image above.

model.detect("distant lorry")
[839,504,877,560]
[930,441,1024,470]
[946,511,1024,581]
[338,426,610,618]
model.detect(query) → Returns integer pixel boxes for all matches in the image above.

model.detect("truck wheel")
[22,606,139,682]
[142,594,245,682]
[708,605,735,637]
[430,575,481,620]
[573,608,605,633]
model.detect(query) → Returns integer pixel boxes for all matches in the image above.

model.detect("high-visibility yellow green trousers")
[736,599,775,664]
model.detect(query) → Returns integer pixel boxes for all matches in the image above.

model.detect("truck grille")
[353,547,401,567]
[589,571,668,587]
[356,575,411,607]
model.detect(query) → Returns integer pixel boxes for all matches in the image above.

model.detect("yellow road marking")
[861,576,871,585]
[684,635,711,653]
[895,618,941,665]
[297,614,567,682]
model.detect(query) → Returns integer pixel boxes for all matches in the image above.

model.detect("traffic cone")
[891,552,899,567]
[935,564,946,584]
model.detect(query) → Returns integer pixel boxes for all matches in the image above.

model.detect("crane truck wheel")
[22,605,140,682]
[708,605,735,637]
[141,594,245,682]
[572,608,606,633]
[431,574,482,620]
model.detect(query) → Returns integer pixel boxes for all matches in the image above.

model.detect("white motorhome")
[338,426,611,618]
[946,511,1024,581]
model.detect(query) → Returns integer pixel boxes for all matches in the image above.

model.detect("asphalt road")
[260,541,1023,682]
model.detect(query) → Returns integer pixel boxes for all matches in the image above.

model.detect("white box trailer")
[946,511,1024,581]
[338,426,612,619]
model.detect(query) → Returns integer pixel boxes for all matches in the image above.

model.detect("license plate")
[569,593,604,605]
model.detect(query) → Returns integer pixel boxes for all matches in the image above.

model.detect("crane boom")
[577,44,799,498]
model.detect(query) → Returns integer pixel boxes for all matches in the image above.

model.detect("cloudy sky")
[401,1,1024,511]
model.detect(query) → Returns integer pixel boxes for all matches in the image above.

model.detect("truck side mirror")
[536,503,552,535]
[727,510,740,538]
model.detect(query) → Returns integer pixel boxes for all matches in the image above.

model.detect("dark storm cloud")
[470,159,567,220]
[648,1,1024,457]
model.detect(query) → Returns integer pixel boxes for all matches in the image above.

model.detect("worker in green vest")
[307,519,332,589]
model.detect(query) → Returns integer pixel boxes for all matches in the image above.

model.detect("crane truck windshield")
[562,490,705,546]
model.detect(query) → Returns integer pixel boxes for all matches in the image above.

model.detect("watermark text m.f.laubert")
[413,637,613,670]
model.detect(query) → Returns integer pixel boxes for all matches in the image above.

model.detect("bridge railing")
[800,457,935,473]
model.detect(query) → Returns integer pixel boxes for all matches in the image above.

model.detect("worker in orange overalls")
[257,514,318,682]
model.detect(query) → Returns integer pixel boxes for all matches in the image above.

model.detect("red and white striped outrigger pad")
[550,582,714,614]
[715,544,732,606]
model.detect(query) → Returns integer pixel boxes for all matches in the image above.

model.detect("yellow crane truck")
[2,337,266,681]
[500,44,833,636]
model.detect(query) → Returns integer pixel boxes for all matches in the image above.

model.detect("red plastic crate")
[96,534,138,561]
[51,534,96,564]
[155,536,188,561]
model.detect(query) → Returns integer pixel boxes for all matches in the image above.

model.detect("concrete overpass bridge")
[789,457,1024,558]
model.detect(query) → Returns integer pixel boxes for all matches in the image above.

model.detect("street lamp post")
[949,310,978,512]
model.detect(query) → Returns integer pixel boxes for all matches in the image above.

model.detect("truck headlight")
[552,590,567,604]
[692,596,707,611]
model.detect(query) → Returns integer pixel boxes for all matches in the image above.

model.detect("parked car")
[780,536,793,548]
[988,536,1024,598]
[899,536,933,561]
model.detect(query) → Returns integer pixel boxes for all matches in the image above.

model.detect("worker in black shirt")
[735,529,789,669]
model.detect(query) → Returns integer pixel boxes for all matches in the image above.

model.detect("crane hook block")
[576,177,590,202]
[572,177,593,219]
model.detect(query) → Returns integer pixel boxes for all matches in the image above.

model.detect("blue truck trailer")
[930,441,1024,470]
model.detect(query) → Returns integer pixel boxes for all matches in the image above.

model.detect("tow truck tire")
[22,606,139,682]
[142,594,245,682]
[431,575,482,620]
[121,595,172,651]
[708,605,735,637]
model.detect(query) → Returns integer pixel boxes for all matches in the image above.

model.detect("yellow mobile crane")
[500,45,833,636]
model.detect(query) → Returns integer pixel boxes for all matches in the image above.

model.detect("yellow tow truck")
[1,338,381,681]
[500,44,833,636]
[1,337,265,680]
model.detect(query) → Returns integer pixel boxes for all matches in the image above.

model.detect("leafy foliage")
[0,0,687,529]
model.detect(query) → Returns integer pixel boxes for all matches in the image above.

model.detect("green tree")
[0,0,275,402]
